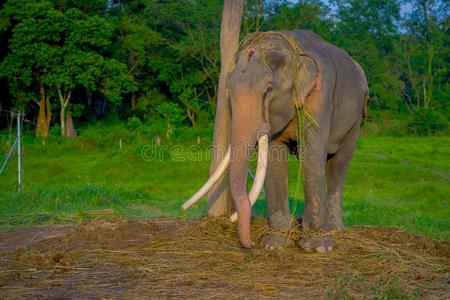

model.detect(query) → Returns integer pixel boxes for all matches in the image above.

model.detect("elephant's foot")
[262,211,293,250]
[261,232,293,250]
[298,236,336,253]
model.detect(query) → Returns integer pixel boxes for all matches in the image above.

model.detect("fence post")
[17,112,22,193]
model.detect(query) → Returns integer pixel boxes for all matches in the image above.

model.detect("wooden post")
[207,0,244,216]
[17,112,22,193]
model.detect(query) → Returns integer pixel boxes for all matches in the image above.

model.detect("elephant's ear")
[267,51,285,71]
[293,56,321,108]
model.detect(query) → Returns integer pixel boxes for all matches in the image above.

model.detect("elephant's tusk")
[181,147,231,211]
[229,133,269,222]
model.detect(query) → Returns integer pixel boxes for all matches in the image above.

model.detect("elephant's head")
[183,32,320,248]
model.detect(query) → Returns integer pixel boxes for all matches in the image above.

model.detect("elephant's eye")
[263,85,274,99]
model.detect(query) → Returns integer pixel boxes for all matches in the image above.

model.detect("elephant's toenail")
[316,246,326,253]
[327,246,333,251]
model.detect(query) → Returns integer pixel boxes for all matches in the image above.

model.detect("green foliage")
[50,124,61,137]
[156,102,183,125]
[330,0,404,111]
[100,59,137,102]
[156,102,184,139]
[0,0,448,134]
[67,103,84,118]
[144,0,222,126]
[266,0,333,39]
[134,84,167,119]
[111,7,162,114]
[407,108,449,136]
[127,115,142,129]
[398,0,449,111]
[0,0,135,112]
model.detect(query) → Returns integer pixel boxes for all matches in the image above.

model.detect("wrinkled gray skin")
[227,30,368,251]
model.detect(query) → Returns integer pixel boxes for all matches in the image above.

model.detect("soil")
[0,218,448,299]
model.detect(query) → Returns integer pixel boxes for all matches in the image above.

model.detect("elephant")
[184,30,368,252]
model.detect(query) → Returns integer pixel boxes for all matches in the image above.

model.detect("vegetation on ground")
[0,218,448,298]
[0,0,448,243]
[0,122,448,240]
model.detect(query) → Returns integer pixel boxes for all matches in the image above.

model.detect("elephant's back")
[286,30,368,152]
[286,30,367,89]
[285,30,340,66]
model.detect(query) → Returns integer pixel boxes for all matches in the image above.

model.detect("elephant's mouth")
[181,132,269,222]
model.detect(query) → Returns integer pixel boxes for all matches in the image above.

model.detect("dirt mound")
[0,218,448,299]
[30,219,159,252]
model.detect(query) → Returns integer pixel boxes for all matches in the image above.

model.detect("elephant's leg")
[298,123,336,252]
[326,120,361,230]
[301,134,327,232]
[260,141,293,250]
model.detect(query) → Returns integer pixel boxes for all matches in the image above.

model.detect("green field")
[0,123,449,240]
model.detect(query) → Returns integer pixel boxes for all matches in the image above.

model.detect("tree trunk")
[256,0,263,31]
[65,112,77,138]
[131,92,136,110]
[425,45,434,108]
[58,87,71,137]
[207,0,244,216]
[60,105,66,137]
[187,108,197,128]
[46,93,52,129]
[35,86,52,140]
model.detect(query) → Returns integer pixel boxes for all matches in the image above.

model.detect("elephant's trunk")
[229,128,256,248]
[228,133,268,223]
[228,90,269,248]
[183,87,269,249]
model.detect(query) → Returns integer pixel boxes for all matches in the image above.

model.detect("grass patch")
[0,122,448,239]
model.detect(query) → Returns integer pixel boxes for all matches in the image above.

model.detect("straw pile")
[0,217,448,299]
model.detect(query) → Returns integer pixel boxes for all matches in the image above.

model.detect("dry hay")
[0,218,448,299]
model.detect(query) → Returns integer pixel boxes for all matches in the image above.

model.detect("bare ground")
[0,218,448,299]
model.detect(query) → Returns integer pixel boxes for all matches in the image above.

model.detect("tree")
[111,3,162,112]
[0,0,136,137]
[143,0,223,126]
[331,0,404,110]
[208,0,245,216]
[265,0,333,39]
[0,0,448,134]
[400,0,449,110]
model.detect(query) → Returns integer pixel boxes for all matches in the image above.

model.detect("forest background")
[0,0,448,137]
